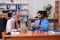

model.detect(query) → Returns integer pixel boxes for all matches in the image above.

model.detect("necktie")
[14,21,17,29]
[39,20,41,25]
[37,20,41,30]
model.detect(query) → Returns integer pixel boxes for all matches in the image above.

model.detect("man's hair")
[37,11,47,17]
[11,12,16,18]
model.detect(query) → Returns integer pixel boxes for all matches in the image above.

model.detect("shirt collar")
[40,18,44,21]
[11,18,15,22]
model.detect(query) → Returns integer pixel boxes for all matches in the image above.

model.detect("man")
[31,11,49,32]
[6,12,20,33]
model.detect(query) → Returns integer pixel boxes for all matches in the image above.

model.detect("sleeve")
[6,20,17,33]
[34,20,39,25]
[40,20,49,31]
[31,20,39,31]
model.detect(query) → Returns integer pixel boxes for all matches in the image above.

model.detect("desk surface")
[2,31,60,40]
[2,31,60,37]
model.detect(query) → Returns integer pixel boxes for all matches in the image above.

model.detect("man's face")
[15,13,20,21]
[37,13,43,19]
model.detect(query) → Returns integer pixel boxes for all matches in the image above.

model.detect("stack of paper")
[49,30,60,34]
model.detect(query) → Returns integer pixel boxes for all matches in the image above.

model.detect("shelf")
[55,10,59,11]
[55,0,60,1]
[28,18,58,23]
[55,1,59,5]
[55,10,59,12]
[55,8,59,10]
[55,4,59,6]
[55,11,59,13]
[0,2,28,5]
[20,9,28,11]
[7,2,28,5]
[55,5,59,6]
[55,1,59,2]
[19,2,28,5]
[0,3,6,5]
[55,5,59,8]
[20,13,28,16]
[55,11,59,12]
[0,9,17,11]
[0,8,28,11]
[20,15,28,16]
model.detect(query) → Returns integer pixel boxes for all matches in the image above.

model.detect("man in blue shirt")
[31,11,49,32]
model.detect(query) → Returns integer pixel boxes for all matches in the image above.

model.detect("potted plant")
[43,4,52,18]
[10,0,14,2]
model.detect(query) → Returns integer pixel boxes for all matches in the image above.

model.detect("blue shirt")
[32,18,49,32]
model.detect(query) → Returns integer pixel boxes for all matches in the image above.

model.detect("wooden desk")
[2,31,60,40]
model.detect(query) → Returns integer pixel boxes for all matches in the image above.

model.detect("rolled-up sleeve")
[40,20,49,31]
[34,20,40,25]
[32,20,40,31]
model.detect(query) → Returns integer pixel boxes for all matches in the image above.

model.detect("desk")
[2,31,60,40]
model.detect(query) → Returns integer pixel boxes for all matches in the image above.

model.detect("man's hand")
[31,23,34,27]
[35,24,41,28]
[17,28,20,32]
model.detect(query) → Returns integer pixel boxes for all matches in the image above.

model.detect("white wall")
[29,0,55,18]
[0,0,10,2]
